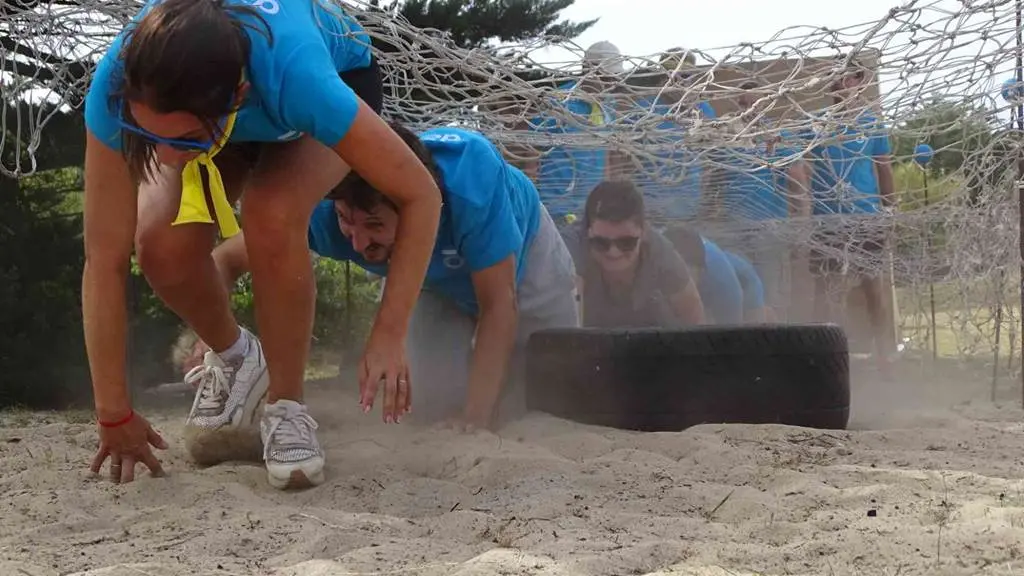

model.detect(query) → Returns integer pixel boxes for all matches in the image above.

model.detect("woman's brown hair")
[113,0,272,184]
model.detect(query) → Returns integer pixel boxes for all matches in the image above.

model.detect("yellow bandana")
[589,101,605,126]
[171,108,241,238]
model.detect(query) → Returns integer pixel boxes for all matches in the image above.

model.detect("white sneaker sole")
[267,459,325,490]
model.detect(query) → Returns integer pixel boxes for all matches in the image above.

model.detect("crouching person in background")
[212,122,580,431]
[664,226,749,325]
[722,249,774,323]
[560,180,706,328]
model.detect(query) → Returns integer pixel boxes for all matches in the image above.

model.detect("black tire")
[525,323,850,432]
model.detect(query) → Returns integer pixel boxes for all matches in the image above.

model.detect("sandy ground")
[3,363,1024,576]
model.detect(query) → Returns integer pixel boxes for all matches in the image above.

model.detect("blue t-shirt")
[713,127,798,221]
[527,81,611,219]
[723,250,765,312]
[804,112,892,214]
[85,0,372,151]
[623,97,716,221]
[307,127,542,316]
[698,237,744,324]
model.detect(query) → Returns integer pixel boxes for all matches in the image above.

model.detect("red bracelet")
[98,409,135,428]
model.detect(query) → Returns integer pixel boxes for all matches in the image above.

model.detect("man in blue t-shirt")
[613,57,717,225]
[211,123,579,430]
[626,95,716,223]
[517,41,619,223]
[723,250,772,323]
[712,80,812,320]
[803,57,897,371]
[662,226,746,324]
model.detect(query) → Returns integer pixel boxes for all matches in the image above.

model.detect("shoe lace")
[263,408,319,461]
[185,359,235,416]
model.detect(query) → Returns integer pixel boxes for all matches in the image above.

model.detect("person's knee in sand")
[666,227,746,325]
[210,121,579,431]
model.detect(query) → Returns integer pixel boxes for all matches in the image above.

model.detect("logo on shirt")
[277,130,302,142]
[441,248,465,270]
[422,132,464,143]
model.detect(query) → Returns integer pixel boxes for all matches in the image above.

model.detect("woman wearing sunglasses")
[81,0,442,489]
[560,180,706,328]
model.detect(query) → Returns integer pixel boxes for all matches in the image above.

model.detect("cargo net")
[2,0,1023,379]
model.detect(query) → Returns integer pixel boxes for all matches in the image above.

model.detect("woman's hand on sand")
[90,411,168,483]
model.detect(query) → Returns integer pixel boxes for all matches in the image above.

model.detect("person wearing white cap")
[584,41,626,76]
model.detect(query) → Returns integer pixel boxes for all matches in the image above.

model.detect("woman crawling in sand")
[81,0,441,489]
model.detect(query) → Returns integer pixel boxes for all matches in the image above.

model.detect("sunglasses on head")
[588,235,640,253]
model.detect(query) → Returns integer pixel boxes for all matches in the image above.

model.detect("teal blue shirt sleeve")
[870,127,892,157]
[698,239,744,324]
[444,137,524,272]
[724,250,765,310]
[698,101,717,119]
[275,42,361,148]
[84,42,124,151]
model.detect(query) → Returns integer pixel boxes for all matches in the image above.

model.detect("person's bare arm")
[333,103,443,341]
[669,280,707,325]
[82,129,138,422]
[787,159,812,218]
[509,118,540,181]
[463,255,519,428]
[875,155,896,208]
[699,164,724,221]
[211,233,250,293]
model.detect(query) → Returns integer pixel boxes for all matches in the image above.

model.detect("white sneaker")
[184,328,269,430]
[261,399,325,489]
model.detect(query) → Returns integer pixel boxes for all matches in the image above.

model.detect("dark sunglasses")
[588,235,640,253]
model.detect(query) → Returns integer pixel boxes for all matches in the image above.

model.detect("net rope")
[3,0,1024,378]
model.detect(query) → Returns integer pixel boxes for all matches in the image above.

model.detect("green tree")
[891,98,997,177]
[890,98,1014,208]
[372,0,595,49]
[0,162,89,407]
[364,0,596,122]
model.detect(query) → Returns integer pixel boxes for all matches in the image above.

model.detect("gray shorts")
[405,205,579,427]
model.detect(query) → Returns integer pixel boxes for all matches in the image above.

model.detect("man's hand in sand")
[441,408,495,434]
[358,329,412,424]
[441,419,484,434]
[90,411,168,483]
